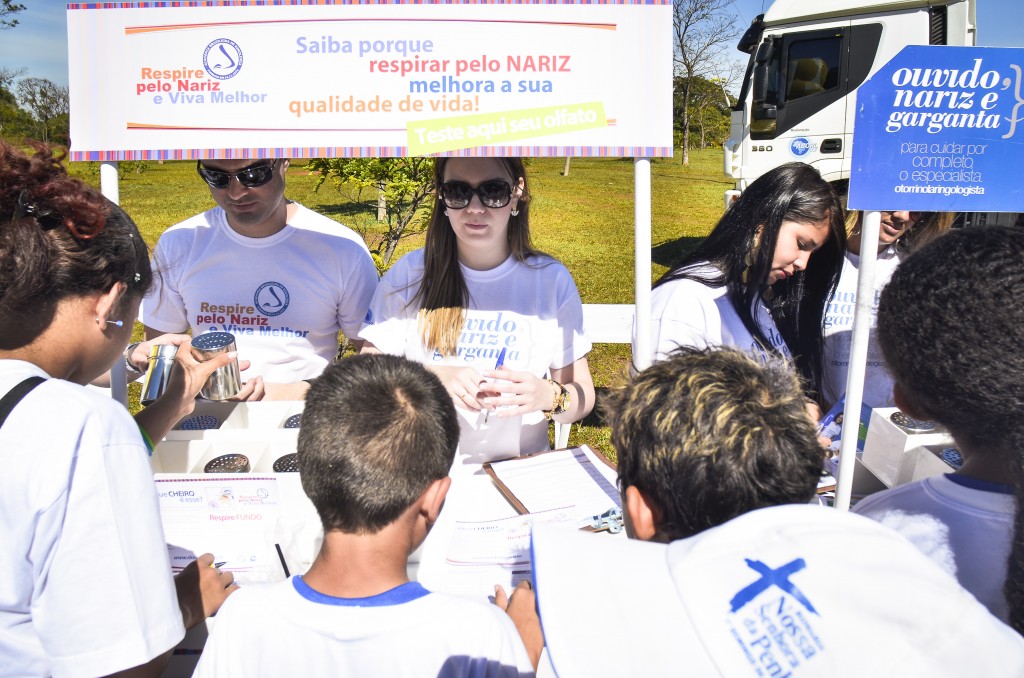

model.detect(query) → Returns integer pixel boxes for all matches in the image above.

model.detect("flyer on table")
[67,0,673,159]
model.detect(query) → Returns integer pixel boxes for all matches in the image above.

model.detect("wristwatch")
[123,341,144,376]
[543,380,571,421]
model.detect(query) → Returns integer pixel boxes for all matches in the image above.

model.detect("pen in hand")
[484,347,507,424]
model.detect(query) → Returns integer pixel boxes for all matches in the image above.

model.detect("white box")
[861,407,953,488]
[152,429,299,474]
[168,401,305,438]
[896,443,960,486]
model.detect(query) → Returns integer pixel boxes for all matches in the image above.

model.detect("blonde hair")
[841,193,953,253]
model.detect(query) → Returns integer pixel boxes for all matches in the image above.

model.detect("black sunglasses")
[439,180,514,210]
[197,159,278,189]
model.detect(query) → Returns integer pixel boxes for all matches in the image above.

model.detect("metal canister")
[889,411,936,433]
[191,332,242,400]
[141,344,178,405]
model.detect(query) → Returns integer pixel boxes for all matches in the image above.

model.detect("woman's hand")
[159,339,238,410]
[126,333,191,374]
[228,375,266,402]
[134,339,249,443]
[427,364,491,412]
[480,366,553,417]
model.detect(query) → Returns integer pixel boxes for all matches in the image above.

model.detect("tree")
[673,74,734,151]
[306,158,435,269]
[672,0,740,165]
[15,77,69,144]
[0,66,33,140]
[1,0,25,29]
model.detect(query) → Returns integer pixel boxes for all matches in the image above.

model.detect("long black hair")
[655,162,845,398]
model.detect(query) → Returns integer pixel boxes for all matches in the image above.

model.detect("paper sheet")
[437,508,581,596]
[156,474,289,584]
[486,446,621,519]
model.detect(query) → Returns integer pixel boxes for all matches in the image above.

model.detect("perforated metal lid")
[204,453,251,473]
[889,411,936,433]
[179,414,221,430]
[282,414,302,429]
[192,332,236,352]
[272,453,300,473]
[940,447,964,469]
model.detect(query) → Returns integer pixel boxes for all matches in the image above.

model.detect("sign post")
[840,45,1024,510]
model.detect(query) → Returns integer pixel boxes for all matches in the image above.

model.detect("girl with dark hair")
[360,157,595,468]
[637,162,846,400]
[820,194,953,409]
[0,142,236,676]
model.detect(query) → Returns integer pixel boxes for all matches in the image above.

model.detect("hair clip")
[14,188,63,231]
[14,189,37,220]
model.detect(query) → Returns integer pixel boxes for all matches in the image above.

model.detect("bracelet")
[123,341,144,375]
[542,379,571,421]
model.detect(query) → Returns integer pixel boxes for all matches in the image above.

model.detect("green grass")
[67,151,731,458]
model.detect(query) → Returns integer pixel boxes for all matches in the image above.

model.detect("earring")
[444,210,449,217]
[510,208,519,217]
[742,231,761,286]
[99,318,124,327]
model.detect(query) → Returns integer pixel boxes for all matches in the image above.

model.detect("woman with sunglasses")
[359,157,595,468]
[0,142,236,676]
[639,162,846,404]
[819,194,953,409]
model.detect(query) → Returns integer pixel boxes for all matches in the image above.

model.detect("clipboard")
[482,445,620,521]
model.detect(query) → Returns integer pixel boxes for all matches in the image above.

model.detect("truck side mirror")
[754,63,769,101]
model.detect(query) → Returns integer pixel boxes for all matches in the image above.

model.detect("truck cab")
[724,0,976,197]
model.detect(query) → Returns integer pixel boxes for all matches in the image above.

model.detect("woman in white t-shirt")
[0,142,236,677]
[360,157,595,466]
[820,195,953,409]
[639,162,846,401]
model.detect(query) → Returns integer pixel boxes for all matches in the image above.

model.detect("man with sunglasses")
[141,158,378,399]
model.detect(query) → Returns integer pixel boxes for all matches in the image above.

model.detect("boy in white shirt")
[853,226,1023,627]
[502,347,1024,675]
[194,354,534,677]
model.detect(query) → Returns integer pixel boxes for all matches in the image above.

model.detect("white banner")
[67,0,673,160]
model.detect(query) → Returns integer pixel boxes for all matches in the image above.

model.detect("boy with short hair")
[195,354,534,677]
[508,347,1024,676]
[609,346,824,541]
[854,225,1024,628]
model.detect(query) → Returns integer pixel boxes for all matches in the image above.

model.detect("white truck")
[722,0,1017,226]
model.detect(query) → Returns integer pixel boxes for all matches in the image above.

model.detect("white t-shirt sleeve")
[359,258,418,355]
[552,264,590,370]
[335,244,380,339]
[142,229,190,332]
[645,279,716,360]
[192,590,248,678]
[34,397,184,677]
[471,605,537,677]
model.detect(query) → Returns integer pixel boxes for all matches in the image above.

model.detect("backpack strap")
[0,376,46,430]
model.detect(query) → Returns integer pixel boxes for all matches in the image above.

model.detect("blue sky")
[1,0,1022,88]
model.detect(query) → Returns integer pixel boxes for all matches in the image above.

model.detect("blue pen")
[484,348,507,423]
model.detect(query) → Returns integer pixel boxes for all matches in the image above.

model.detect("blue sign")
[849,46,1024,212]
